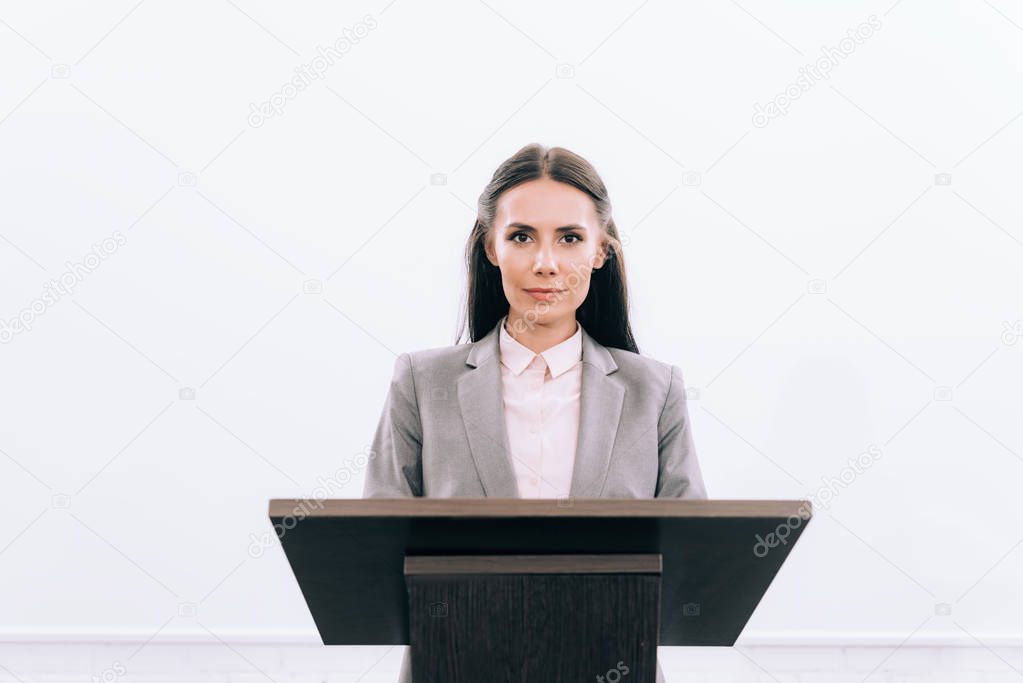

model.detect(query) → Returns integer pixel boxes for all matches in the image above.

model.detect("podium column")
[405,553,662,683]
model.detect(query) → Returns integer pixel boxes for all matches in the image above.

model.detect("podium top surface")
[269,498,807,518]
[270,497,811,647]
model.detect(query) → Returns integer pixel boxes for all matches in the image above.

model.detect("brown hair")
[456,143,639,354]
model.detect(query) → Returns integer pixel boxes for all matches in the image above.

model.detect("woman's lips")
[524,289,565,301]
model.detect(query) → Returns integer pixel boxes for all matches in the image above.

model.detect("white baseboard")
[0,630,1020,647]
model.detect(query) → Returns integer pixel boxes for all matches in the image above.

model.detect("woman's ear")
[484,239,498,267]
[592,239,609,270]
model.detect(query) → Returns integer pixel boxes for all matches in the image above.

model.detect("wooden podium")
[269,498,810,682]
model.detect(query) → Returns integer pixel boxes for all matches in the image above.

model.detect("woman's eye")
[509,232,582,244]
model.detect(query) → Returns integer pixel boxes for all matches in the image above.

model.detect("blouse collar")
[498,314,583,378]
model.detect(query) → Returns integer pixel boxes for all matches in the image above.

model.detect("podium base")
[404,554,662,683]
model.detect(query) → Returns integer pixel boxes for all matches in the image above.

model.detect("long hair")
[456,143,639,354]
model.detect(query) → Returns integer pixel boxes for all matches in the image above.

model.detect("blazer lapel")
[458,317,624,499]
[569,326,624,497]
[458,321,520,497]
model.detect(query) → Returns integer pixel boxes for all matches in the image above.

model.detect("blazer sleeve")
[362,352,424,498]
[654,364,708,499]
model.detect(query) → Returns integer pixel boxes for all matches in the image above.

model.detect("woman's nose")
[533,248,557,273]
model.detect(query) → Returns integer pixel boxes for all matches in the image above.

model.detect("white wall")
[1,0,1021,679]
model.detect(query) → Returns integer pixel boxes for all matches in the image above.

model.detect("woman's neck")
[503,312,578,354]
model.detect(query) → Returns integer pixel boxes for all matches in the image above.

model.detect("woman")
[363,143,707,683]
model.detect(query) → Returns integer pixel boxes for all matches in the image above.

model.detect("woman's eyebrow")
[504,222,585,232]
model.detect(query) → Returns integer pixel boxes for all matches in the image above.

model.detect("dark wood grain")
[407,564,661,682]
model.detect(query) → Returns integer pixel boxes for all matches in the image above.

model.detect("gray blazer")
[362,317,708,682]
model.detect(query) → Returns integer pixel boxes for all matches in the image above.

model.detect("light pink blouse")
[497,315,583,498]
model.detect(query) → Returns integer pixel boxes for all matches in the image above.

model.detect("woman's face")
[485,177,607,326]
